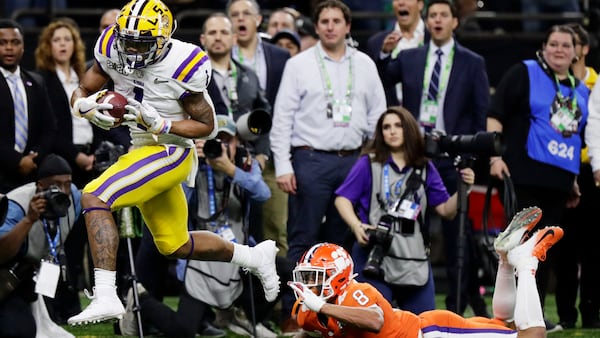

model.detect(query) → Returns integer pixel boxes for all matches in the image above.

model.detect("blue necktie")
[427,49,443,101]
[7,74,27,152]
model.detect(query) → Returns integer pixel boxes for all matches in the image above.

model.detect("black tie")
[427,49,443,101]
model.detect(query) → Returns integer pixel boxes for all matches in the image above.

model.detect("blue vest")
[523,60,589,174]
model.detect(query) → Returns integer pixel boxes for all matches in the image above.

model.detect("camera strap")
[371,158,429,245]
[401,166,428,243]
[196,165,232,225]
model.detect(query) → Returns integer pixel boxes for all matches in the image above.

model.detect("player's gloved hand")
[72,89,116,130]
[124,98,171,134]
[288,281,325,312]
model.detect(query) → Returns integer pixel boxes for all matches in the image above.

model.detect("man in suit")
[0,19,56,194]
[380,0,490,317]
[366,0,427,105]
[227,0,291,259]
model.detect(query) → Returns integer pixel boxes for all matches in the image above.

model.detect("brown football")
[97,91,127,126]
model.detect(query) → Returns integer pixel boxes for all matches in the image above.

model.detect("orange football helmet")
[292,243,355,300]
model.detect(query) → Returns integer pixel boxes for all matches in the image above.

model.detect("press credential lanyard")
[226,60,239,118]
[314,47,353,107]
[42,219,61,263]
[422,46,455,103]
[206,166,218,229]
[383,164,405,208]
[553,72,578,111]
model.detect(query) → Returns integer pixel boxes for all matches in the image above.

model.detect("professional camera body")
[363,214,396,278]
[94,140,126,173]
[203,138,227,159]
[41,186,70,220]
[424,130,504,159]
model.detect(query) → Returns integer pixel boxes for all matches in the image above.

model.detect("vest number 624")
[547,140,575,160]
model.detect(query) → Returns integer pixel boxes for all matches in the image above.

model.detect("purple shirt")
[335,154,450,224]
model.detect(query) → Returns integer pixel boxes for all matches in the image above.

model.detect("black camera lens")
[424,130,505,158]
[363,215,395,278]
[203,139,223,159]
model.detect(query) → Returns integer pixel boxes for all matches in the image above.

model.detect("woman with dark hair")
[487,24,590,331]
[335,106,474,313]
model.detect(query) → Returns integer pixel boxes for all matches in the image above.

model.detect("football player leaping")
[68,0,279,325]
[289,208,560,338]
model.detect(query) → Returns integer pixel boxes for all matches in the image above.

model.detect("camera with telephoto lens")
[363,214,396,278]
[236,109,272,142]
[424,130,505,158]
[41,185,70,220]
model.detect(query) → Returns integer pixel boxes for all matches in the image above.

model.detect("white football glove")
[123,98,171,134]
[72,89,116,130]
[288,281,325,313]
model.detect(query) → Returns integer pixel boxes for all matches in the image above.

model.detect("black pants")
[514,184,569,311]
[0,292,36,338]
[555,164,600,324]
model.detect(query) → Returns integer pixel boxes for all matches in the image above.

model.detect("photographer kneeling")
[335,107,474,314]
[0,154,81,337]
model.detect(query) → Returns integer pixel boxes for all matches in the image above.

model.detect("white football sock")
[492,259,517,321]
[94,268,116,288]
[230,243,252,268]
[514,259,545,330]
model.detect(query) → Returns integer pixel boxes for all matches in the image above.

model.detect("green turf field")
[62,293,600,337]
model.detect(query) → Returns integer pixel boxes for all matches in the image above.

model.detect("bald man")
[99,8,120,32]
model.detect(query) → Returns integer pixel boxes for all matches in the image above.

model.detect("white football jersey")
[94,26,216,147]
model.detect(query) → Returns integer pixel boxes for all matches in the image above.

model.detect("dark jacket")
[262,42,289,108]
[380,42,489,136]
[226,59,271,156]
[0,69,56,193]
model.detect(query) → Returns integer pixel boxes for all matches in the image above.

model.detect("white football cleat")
[67,286,125,326]
[245,240,280,302]
[494,206,541,254]
[507,226,564,271]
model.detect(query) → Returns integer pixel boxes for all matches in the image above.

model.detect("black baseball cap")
[271,29,301,50]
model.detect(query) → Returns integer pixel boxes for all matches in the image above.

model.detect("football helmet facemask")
[292,243,355,300]
[115,0,175,71]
